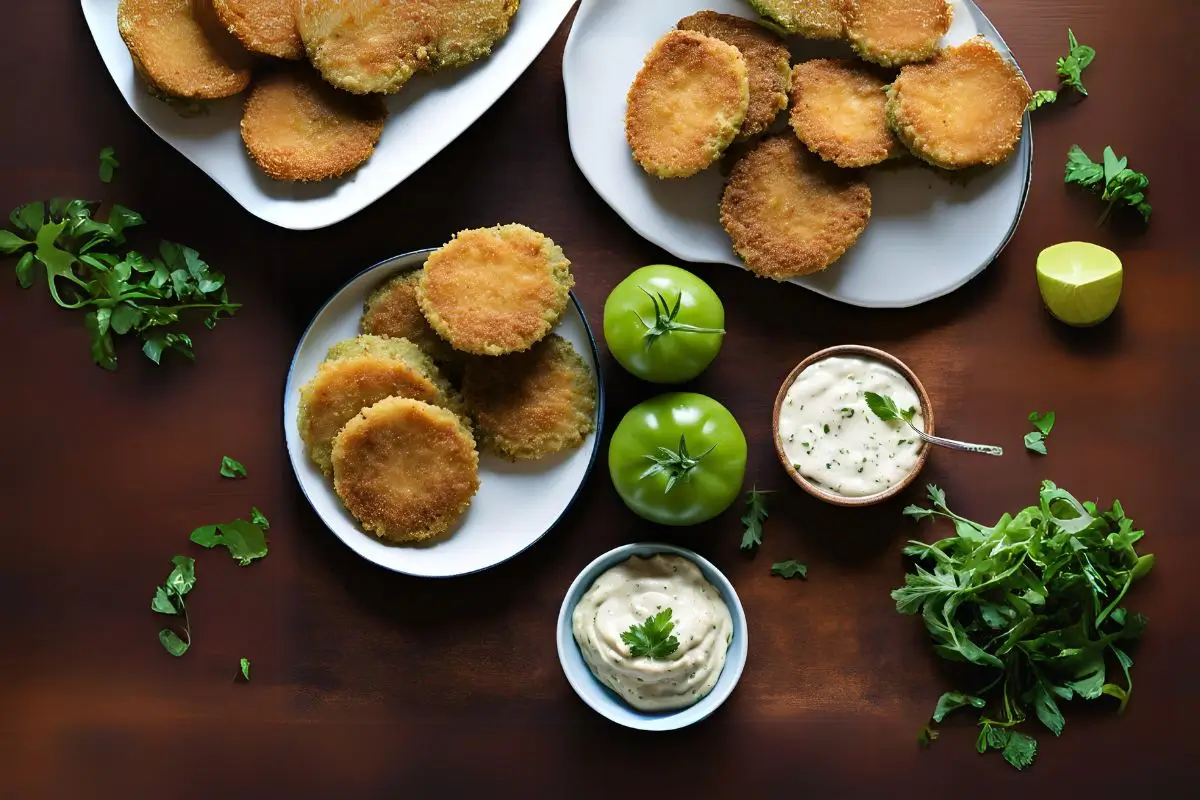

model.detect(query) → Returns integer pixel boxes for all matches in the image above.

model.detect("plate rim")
[562,0,1034,310]
[282,247,607,578]
[80,0,576,231]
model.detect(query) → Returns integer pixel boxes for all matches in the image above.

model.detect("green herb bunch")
[895,482,1153,770]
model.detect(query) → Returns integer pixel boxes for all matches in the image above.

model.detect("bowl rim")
[771,344,935,508]
[555,542,748,731]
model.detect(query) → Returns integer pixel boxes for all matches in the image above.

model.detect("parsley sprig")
[1065,145,1152,224]
[2,198,239,369]
[1029,29,1096,110]
[897,482,1153,770]
[740,487,771,551]
[621,608,680,660]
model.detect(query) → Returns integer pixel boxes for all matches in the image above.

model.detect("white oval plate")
[283,250,605,578]
[563,0,1033,309]
[81,0,576,231]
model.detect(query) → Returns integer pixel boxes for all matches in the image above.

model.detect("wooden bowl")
[771,344,935,508]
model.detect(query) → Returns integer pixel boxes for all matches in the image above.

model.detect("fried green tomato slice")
[240,66,387,182]
[297,0,435,94]
[789,59,901,168]
[462,334,596,461]
[720,136,871,280]
[332,397,480,544]
[361,269,458,367]
[417,224,573,356]
[746,0,842,40]
[297,334,459,475]
[677,11,791,140]
[426,0,520,70]
[886,36,1032,169]
[117,0,252,100]
[625,30,749,179]
[842,0,953,67]
[212,0,304,60]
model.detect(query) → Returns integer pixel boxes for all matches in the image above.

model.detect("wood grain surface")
[2,1,1198,796]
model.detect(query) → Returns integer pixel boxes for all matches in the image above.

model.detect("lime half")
[1036,242,1123,326]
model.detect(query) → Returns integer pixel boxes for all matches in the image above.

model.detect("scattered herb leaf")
[220,456,247,479]
[152,556,195,657]
[620,608,680,660]
[190,517,269,566]
[1064,145,1151,224]
[240,657,251,681]
[770,560,808,580]
[1024,411,1055,455]
[1027,89,1058,111]
[99,147,119,183]
[864,391,916,424]
[1029,29,1096,110]
[249,507,270,530]
[740,486,771,551]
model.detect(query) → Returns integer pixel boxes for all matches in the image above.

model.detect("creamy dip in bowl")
[773,345,934,507]
[557,543,748,731]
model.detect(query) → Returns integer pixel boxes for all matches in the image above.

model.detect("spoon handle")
[911,426,1004,457]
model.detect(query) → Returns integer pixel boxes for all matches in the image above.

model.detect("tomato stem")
[633,287,724,350]
[638,434,716,493]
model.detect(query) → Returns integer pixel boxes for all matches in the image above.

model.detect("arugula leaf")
[190,518,269,566]
[240,657,251,681]
[220,456,247,479]
[153,556,195,657]
[620,608,680,660]
[1064,145,1152,224]
[740,486,771,551]
[2,197,240,368]
[897,481,1152,770]
[864,391,916,424]
[770,560,808,579]
[99,147,119,184]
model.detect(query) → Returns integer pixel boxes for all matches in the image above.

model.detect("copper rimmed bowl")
[771,345,935,507]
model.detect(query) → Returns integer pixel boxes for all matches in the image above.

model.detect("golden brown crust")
[426,0,520,70]
[886,36,1032,170]
[747,0,842,39]
[360,270,457,365]
[676,11,791,140]
[842,0,953,67]
[789,59,901,168]
[213,0,303,60]
[332,397,480,544]
[297,0,435,94]
[240,66,386,182]
[719,136,871,280]
[417,224,573,356]
[625,30,749,179]
[297,335,457,475]
[462,334,596,461]
[117,0,252,100]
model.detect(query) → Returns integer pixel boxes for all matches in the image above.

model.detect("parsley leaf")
[1064,145,1152,224]
[770,560,808,579]
[190,517,269,566]
[99,147,119,183]
[240,657,251,681]
[250,507,270,530]
[897,481,1153,770]
[1024,410,1055,455]
[740,486,771,551]
[152,556,195,657]
[2,197,240,369]
[864,391,915,423]
[1024,431,1048,455]
[1057,29,1096,96]
[220,456,247,479]
[1027,89,1058,111]
[620,608,680,660]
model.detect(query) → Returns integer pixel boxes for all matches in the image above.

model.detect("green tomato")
[608,392,747,526]
[602,264,725,384]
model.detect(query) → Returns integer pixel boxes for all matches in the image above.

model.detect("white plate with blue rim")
[80,0,576,230]
[563,0,1033,308]
[283,249,605,578]
[557,543,748,730]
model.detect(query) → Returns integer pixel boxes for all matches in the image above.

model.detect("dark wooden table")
[2,2,1197,796]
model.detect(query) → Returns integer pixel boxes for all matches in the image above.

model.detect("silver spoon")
[864,391,1004,456]
[903,421,1004,457]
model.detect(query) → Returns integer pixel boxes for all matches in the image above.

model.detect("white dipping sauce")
[778,355,925,497]
[571,554,733,712]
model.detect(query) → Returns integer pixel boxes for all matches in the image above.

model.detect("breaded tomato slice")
[417,224,573,356]
[789,59,901,168]
[886,36,1031,169]
[240,66,387,182]
[117,0,251,100]
[333,397,480,544]
[625,30,749,179]
[720,136,871,280]
[747,0,842,40]
[842,0,953,67]
[361,269,457,367]
[463,334,596,461]
[297,0,435,94]
[213,0,303,60]
[677,11,791,140]
[297,334,459,475]
[427,0,520,70]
